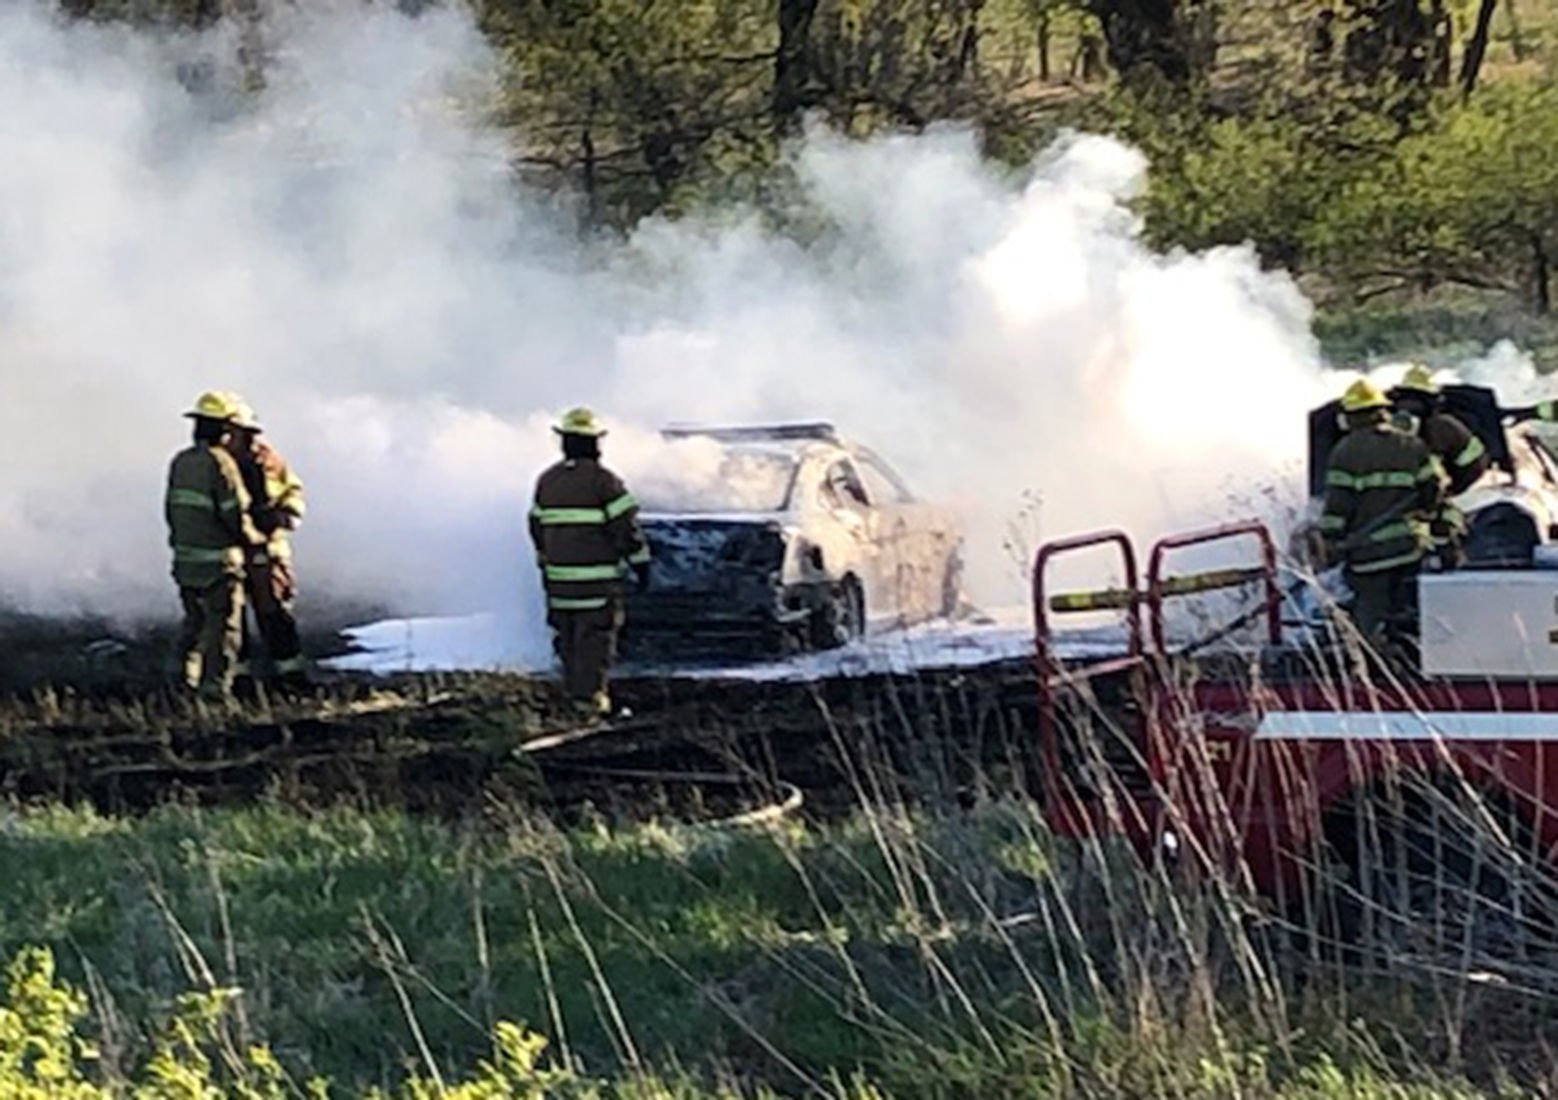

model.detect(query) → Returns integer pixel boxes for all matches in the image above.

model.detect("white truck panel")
[1419,571,1558,679]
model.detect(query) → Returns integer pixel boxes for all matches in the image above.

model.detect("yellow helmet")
[231,399,262,432]
[184,390,241,423]
[1341,378,1390,413]
[1395,363,1439,396]
[554,406,607,437]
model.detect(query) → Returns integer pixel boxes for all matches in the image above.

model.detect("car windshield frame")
[852,446,916,504]
[639,445,802,515]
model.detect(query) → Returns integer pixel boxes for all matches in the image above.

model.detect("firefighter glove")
[633,561,652,591]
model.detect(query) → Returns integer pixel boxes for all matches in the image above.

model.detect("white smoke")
[1332,342,1553,414]
[2,1,1353,655]
[1453,340,1551,405]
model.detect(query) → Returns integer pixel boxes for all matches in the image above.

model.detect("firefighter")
[528,408,651,717]
[1320,378,1446,646]
[165,391,264,701]
[1388,363,1489,565]
[229,400,309,688]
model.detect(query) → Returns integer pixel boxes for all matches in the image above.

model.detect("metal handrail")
[1145,521,1281,654]
[1032,530,1143,754]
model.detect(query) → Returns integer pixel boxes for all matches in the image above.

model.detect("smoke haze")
[3,1,1537,660]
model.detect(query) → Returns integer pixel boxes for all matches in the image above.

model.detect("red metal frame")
[1187,675,1558,895]
[1031,529,1143,838]
[1145,521,1282,653]
[1033,518,1558,899]
[1031,528,1141,710]
[1033,521,1281,694]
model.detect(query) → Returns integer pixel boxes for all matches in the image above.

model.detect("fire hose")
[521,720,805,827]
[535,759,805,828]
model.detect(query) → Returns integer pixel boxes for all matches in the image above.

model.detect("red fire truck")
[1033,393,1558,941]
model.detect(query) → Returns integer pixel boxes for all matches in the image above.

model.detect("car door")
[851,454,915,623]
[817,456,887,621]
[855,450,954,623]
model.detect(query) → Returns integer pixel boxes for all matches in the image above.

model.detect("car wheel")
[811,577,865,651]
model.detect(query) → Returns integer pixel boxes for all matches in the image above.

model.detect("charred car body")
[623,423,963,654]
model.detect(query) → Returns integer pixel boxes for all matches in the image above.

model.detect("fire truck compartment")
[1420,570,1558,679]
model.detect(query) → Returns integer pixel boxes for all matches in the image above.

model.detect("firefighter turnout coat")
[1419,411,1489,496]
[165,443,263,588]
[529,459,651,610]
[1320,418,1446,574]
[239,439,306,567]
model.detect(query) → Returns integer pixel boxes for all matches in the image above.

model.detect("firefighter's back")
[166,444,248,587]
[1326,424,1434,565]
[532,458,631,585]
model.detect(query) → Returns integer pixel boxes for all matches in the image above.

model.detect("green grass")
[0,799,1541,1097]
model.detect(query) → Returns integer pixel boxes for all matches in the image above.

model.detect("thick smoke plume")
[7,0,1499,660]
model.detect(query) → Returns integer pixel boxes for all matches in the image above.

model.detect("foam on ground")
[326,605,1123,682]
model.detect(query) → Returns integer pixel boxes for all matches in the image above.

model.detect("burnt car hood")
[638,514,791,592]
[622,515,811,648]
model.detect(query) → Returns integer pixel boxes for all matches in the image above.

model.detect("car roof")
[664,426,851,462]
[661,421,839,445]
[727,438,851,464]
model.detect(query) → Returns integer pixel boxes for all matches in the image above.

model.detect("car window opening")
[825,462,871,511]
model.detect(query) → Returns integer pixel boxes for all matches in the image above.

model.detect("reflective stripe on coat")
[528,459,650,609]
[165,444,262,587]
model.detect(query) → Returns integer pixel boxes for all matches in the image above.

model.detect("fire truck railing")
[1145,521,1282,654]
[1032,520,1283,840]
[1034,520,1283,697]
[1032,529,1142,701]
[1031,529,1146,837]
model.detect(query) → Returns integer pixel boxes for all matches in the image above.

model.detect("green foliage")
[52,0,1558,330]
[476,0,1050,224]
[1313,81,1558,311]
[0,940,1500,1098]
[0,947,100,1098]
[0,803,1536,1098]
[1093,63,1558,324]
[479,0,777,224]
[1131,109,1319,266]
[1314,290,1558,365]
[0,945,608,1098]
[1091,89,1381,272]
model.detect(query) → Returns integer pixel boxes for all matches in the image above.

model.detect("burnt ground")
[0,599,381,696]
[0,614,1041,821]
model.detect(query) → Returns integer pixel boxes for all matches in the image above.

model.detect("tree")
[806,0,1002,131]
[1327,0,1450,119]
[1458,0,1497,96]
[1080,0,1219,85]
[1024,0,1088,82]
[775,0,822,132]
[480,0,774,224]
[1312,83,1558,311]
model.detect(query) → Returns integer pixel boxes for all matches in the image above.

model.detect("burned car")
[623,423,963,654]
